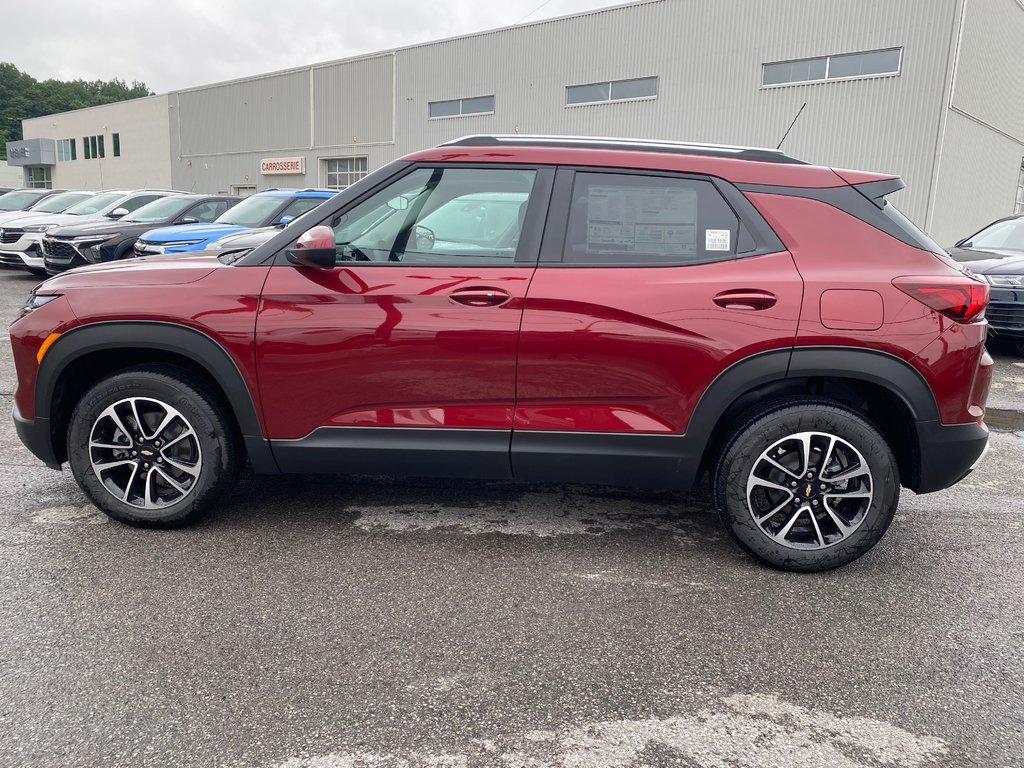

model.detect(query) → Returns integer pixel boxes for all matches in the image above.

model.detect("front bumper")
[985,287,1024,339]
[12,400,60,469]
[0,233,45,268]
[913,419,989,493]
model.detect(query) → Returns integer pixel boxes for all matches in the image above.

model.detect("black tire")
[713,400,899,572]
[67,365,242,527]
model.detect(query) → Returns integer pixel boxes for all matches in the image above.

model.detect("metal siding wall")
[392,0,955,225]
[313,55,395,147]
[949,0,1024,142]
[177,70,311,156]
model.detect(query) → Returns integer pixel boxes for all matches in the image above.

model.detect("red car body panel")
[513,251,803,434]
[254,264,534,438]
[747,192,986,425]
[32,257,271,430]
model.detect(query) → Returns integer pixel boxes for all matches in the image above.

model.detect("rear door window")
[559,172,740,265]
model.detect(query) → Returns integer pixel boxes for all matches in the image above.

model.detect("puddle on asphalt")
[352,490,712,538]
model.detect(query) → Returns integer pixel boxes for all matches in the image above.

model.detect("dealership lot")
[0,269,1021,767]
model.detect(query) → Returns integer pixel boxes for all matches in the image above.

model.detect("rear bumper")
[912,419,989,493]
[12,400,60,469]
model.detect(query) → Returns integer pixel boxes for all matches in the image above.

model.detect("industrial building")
[5,0,1024,244]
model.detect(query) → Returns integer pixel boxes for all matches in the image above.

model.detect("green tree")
[0,63,152,160]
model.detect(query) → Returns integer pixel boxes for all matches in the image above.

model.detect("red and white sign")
[260,156,306,175]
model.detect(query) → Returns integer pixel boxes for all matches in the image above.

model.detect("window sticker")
[705,229,731,252]
[586,185,697,256]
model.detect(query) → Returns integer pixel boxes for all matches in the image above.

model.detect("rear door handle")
[448,286,513,307]
[713,289,778,311]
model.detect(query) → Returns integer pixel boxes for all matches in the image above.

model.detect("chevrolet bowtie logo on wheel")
[804,484,814,497]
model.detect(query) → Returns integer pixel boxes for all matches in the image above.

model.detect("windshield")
[964,218,1024,252]
[122,197,194,224]
[27,191,92,213]
[215,195,284,227]
[0,190,50,211]
[64,191,127,215]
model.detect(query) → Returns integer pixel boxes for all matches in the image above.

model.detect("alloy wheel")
[88,397,203,509]
[745,431,873,550]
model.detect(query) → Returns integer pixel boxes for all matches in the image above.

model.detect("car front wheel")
[67,365,242,527]
[713,401,899,572]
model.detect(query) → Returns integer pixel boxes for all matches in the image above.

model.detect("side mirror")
[387,195,410,211]
[108,207,130,219]
[276,215,295,228]
[286,224,335,269]
[180,217,199,225]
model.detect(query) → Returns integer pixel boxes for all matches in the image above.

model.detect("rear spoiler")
[832,168,905,210]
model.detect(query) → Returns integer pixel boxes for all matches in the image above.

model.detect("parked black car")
[948,213,1024,353]
[43,194,240,274]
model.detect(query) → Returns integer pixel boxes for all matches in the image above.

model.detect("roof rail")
[441,135,807,165]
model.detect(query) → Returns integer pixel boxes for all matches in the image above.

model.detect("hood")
[38,253,224,289]
[137,222,246,245]
[210,225,278,250]
[946,246,1024,275]
[0,211,109,229]
[49,219,156,238]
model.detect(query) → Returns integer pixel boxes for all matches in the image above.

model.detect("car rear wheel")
[713,400,899,572]
[67,365,242,527]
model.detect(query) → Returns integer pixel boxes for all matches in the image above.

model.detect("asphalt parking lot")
[0,268,1021,768]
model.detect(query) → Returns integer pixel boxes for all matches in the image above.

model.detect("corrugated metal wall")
[177,69,311,156]
[313,54,395,148]
[157,0,1024,239]
[928,0,1024,244]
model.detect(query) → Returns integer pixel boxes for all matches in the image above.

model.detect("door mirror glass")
[387,195,410,211]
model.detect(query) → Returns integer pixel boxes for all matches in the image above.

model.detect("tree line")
[0,62,152,160]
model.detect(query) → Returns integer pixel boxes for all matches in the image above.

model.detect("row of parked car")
[0,186,337,276]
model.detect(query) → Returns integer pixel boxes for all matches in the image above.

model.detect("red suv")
[10,136,993,571]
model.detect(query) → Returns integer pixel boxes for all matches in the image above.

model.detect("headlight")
[983,274,1024,288]
[71,233,119,244]
[160,240,205,248]
[16,293,61,320]
[21,224,56,233]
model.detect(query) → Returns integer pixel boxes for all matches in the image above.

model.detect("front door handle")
[448,286,513,307]
[713,289,778,311]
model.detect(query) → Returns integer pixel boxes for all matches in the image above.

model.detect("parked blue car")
[134,188,336,255]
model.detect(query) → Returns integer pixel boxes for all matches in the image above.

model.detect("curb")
[986,408,1024,433]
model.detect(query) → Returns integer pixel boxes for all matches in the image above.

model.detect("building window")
[231,184,257,197]
[24,167,52,189]
[428,95,495,119]
[566,77,658,106]
[1016,158,1024,214]
[762,48,902,87]
[323,157,368,190]
[112,133,120,157]
[57,139,77,162]
[82,135,105,160]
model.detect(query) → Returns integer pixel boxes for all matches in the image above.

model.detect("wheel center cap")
[138,446,157,459]
[802,482,817,500]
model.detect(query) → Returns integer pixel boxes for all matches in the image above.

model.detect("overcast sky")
[8,0,625,94]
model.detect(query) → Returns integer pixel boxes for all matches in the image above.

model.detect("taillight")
[892,275,988,323]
